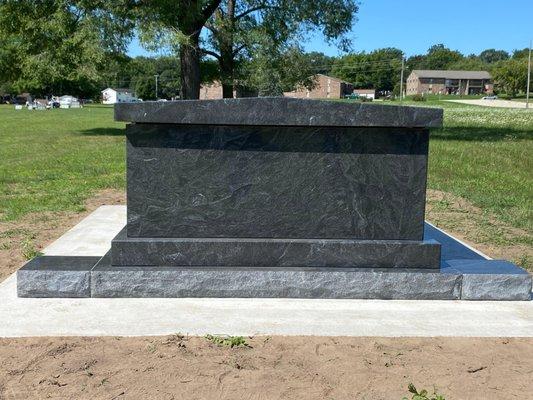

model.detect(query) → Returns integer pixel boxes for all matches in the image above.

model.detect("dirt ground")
[1,189,532,399]
[1,336,532,399]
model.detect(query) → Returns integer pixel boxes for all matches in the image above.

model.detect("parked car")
[482,95,498,100]
[344,93,360,100]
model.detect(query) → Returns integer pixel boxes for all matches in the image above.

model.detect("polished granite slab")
[126,124,430,240]
[111,227,441,269]
[114,97,443,127]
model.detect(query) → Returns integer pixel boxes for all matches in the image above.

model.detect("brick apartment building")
[283,74,356,99]
[200,74,374,99]
[406,70,493,96]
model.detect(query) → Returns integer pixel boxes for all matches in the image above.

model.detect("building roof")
[411,70,491,80]
[102,88,132,93]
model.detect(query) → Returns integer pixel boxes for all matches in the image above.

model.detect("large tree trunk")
[220,45,234,98]
[180,32,201,99]
[219,0,235,98]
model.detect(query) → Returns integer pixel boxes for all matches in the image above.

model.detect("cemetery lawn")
[0,102,532,274]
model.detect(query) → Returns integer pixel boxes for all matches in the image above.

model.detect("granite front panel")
[111,228,441,268]
[127,124,429,240]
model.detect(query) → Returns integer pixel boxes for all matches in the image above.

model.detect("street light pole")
[399,57,405,102]
[155,74,159,100]
[526,40,531,109]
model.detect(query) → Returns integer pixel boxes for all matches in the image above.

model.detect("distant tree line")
[0,1,529,99]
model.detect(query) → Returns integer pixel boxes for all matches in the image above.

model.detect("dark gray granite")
[15,224,532,300]
[443,259,532,301]
[111,227,441,269]
[92,253,461,299]
[17,256,100,298]
[114,98,443,128]
[127,123,430,240]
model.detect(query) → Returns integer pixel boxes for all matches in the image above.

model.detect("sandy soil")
[445,99,533,109]
[1,336,532,399]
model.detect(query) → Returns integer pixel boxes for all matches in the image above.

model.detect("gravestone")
[17,98,532,300]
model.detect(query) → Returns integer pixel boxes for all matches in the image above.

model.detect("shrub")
[411,94,426,102]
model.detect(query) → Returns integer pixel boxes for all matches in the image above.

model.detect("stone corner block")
[17,256,100,298]
[446,259,532,301]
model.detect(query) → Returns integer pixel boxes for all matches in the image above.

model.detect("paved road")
[446,99,532,109]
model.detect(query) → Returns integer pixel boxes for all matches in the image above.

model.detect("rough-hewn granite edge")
[16,256,100,298]
[114,98,443,128]
[15,256,532,301]
[444,259,532,301]
[92,265,462,300]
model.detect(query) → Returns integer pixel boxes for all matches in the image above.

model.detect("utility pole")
[154,74,159,100]
[399,57,405,102]
[527,40,531,109]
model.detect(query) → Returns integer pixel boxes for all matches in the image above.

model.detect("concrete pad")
[43,205,126,256]
[1,206,533,337]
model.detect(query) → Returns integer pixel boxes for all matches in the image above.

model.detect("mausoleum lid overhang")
[114,97,443,128]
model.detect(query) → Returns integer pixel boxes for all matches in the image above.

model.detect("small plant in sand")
[205,334,248,348]
[402,383,445,400]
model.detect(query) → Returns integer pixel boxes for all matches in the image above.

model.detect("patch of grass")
[0,105,125,221]
[205,334,249,348]
[21,237,43,260]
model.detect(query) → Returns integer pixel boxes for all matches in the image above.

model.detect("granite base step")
[111,228,441,269]
[17,254,531,300]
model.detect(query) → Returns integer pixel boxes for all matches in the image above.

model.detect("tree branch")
[201,49,221,60]
[202,0,223,23]
[235,4,271,20]
[204,22,218,35]
[232,43,246,56]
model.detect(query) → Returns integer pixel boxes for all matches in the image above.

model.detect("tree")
[0,0,133,97]
[241,42,317,96]
[424,44,462,70]
[492,58,529,97]
[201,0,358,97]
[512,48,530,59]
[331,48,403,91]
[479,49,509,64]
[448,56,487,71]
[136,0,222,99]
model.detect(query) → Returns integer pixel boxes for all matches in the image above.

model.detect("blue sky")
[128,0,533,58]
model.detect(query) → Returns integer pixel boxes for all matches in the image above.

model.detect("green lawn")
[0,101,531,249]
[0,105,125,220]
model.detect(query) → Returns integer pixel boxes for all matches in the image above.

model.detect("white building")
[58,95,81,108]
[101,88,139,104]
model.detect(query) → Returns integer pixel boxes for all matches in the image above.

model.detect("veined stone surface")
[114,97,443,128]
[126,124,430,240]
[111,227,441,269]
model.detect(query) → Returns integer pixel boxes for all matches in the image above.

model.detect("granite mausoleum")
[18,98,531,300]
